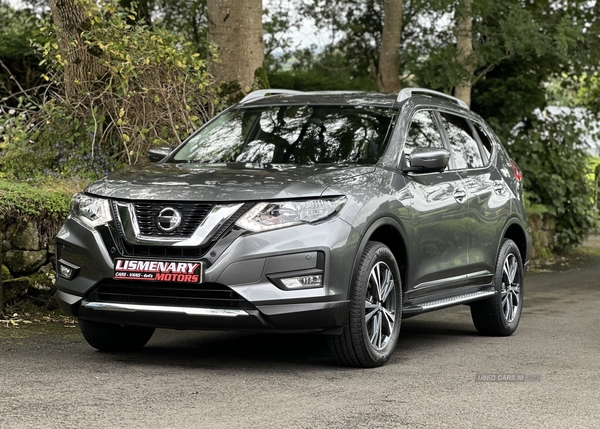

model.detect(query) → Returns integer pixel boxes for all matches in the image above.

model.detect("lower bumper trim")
[83,302,249,317]
[68,296,348,331]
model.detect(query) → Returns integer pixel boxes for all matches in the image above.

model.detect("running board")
[403,290,496,314]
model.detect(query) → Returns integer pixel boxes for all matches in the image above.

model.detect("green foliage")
[268,49,377,91]
[577,73,600,114]
[0,0,222,180]
[152,0,207,53]
[523,192,552,217]
[1,265,12,281]
[471,59,548,140]
[269,68,377,92]
[263,0,302,66]
[507,110,598,249]
[0,4,50,104]
[412,0,595,139]
[0,177,74,221]
[1,97,121,181]
[266,0,383,90]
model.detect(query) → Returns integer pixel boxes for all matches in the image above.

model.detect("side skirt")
[403,286,496,318]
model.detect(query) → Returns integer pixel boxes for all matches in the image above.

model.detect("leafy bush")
[0,4,49,104]
[577,73,600,114]
[0,177,76,246]
[267,48,377,92]
[507,108,598,249]
[0,0,223,181]
[0,101,120,181]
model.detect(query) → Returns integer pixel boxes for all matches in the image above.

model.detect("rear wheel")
[330,241,402,368]
[471,239,524,336]
[79,320,155,351]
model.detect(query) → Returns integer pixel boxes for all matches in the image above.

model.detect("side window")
[472,121,493,163]
[404,110,444,155]
[439,112,484,169]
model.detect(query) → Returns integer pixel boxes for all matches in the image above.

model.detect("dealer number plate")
[113,259,203,283]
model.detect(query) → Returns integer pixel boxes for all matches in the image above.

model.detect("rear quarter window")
[471,121,494,164]
[439,112,484,170]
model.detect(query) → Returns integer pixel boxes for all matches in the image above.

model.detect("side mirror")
[404,148,450,173]
[148,147,174,162]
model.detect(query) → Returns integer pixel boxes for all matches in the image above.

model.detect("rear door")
[437,112,510,286]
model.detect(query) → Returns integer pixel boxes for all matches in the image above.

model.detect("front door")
[402,110,469,297]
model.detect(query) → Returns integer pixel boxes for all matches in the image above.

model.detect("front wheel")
[79,320,155,352]
[471,239,524,336]
[330,241,402,368]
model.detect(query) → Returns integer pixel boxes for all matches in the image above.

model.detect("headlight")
[70,194,113,228]
[235,196,346,232]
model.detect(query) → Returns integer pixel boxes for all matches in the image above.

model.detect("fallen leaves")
[0,311,77,328]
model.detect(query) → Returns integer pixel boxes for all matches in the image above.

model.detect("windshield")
[171,105,396,164]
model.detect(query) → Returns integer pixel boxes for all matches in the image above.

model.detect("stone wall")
[528,213,556,260]
[1,219,57,309]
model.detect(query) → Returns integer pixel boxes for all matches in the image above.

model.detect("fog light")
[59,264,73,279]
[280,275,323,289]
[57,259,79,280]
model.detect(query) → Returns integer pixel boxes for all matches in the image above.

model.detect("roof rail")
[240,89,304,104]
[397,87,469,109]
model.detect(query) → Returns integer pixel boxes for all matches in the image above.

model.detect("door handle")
[453,188,467,204]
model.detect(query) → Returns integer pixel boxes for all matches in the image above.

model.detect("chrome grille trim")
[113,202,244,246]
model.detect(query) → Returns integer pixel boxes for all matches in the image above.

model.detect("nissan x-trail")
[55,88,531,367]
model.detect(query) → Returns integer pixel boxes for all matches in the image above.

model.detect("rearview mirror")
[148,147,174,162]
[404,148,450,173]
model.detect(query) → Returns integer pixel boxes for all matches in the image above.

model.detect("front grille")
[112,201,253,259]
[134,202,215,237]
[88,280,254,309]
[120,241,204,259]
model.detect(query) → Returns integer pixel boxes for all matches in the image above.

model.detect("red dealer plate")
[113,259,203,283]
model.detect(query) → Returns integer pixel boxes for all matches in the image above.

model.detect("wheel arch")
[501,218,529,263]
[349,217,409,299]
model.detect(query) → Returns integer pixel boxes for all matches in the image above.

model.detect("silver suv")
[55,88,531,367]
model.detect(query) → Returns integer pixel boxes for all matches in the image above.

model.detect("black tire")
[330,241,402,368]
[471,239,524,336]
[79,320,155,352]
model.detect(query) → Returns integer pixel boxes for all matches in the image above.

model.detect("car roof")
[238,91,399,109]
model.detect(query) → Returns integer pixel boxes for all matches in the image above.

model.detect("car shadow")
[86,310,480,370]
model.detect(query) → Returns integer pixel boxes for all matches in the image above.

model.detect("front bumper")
[55,216,358,332]
[58,293,348,331]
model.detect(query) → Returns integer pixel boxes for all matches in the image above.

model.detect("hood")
[85,163,375,201]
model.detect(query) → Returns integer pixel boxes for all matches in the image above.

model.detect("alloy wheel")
[501,254,521,323]
[365,261,397,350]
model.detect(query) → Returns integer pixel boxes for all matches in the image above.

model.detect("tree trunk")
[377,0,403,93]
[207,0,264,95]
[49,0,106,99]
[0,249,3,313]
[455,0,476,107]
